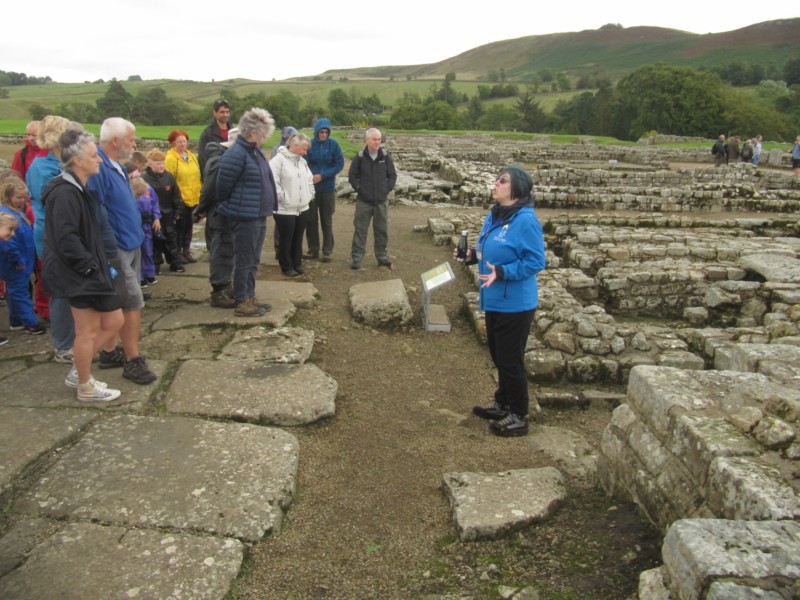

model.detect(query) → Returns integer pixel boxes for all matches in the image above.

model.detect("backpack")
[741,143,753,161]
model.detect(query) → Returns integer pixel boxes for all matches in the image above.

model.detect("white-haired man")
[348,128,397,269]
[87,117,157,384]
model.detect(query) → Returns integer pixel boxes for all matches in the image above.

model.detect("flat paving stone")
[442,467,567,541]
[0,407,96,498]
[0,522,243,600]
[524,425,598,480]
[145,272,210,303]
[219,326,315,363]
[18,415,298,542]
[739,253,800,283]
[166,360,336,425]
[0,361,164,410]
[0,359,28,380]
[0,518,56,578]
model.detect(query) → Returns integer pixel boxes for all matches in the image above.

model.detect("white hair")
[99,117,135,144]
[365,128,382,140]
[238,107,275,140]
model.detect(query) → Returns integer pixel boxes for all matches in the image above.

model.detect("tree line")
[23,61,800,142]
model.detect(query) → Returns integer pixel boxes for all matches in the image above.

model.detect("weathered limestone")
[166,360,336,425]
[18,415,299,542]
[0,522,244,600]
[219,326,315,364]
[441,468,566,541]
[523,425,598,479]
[349,278,414,327]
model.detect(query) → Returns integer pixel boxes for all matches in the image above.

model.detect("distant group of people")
[712,134,763,167]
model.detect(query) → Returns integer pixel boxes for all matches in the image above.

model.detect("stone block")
[441,468,566,541]
[524,349,565,381]
[349,279,413,328]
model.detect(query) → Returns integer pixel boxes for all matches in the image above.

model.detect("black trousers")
[154,211,182,270]
[485,309,535,417]
[274,211,309,273]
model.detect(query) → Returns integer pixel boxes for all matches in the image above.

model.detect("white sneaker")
[77,377,120,402]
[53,347,74,363]
[65,366,108,389]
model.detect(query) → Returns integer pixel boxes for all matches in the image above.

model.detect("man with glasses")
[198,99,232,178]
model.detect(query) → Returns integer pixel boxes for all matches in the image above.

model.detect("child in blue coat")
[0,180,45,335]
[131,176,161,286]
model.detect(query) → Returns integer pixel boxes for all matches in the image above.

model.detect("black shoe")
[294,266,305,275]
[98,346,125,369]
[123,355,157,385]
[377,258,392,267]
[283,269,300,278]
[25,324,47,335]
[350,262,361,270]
[169,264,185,273]
[473,401,508,421]
[489,413,529,437]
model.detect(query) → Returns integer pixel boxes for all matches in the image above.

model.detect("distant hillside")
[310,19,800,81]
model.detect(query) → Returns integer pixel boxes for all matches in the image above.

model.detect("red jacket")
[11,141,48,179]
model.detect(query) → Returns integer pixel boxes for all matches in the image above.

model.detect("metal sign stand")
[421,262,456,332]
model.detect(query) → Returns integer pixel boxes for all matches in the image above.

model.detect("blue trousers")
[230,219,266,304]
[4,270,38,328]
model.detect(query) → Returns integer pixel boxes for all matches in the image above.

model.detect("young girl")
[131,176,161,286]
[0,212,18,346]
[0,180,45,335]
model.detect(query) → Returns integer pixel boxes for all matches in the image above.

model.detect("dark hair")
[499,166,533,202]
[213,99,230,111]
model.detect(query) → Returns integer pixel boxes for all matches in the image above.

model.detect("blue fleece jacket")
[306,118,344,193]
[26,151,61,256]
[87,146,144,251]
[0,207,35,278]
[476,201,546,313]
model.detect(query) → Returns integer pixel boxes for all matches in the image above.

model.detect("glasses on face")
[496,176,511,185]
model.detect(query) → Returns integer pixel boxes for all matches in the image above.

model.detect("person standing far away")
[348,128,397,270]
[11,121,48,180]
[86,117,157,386]
[752,135,763,167]
[789,135,800,176]
[304,118,344,263]
[198,99,232,179]
[712,134,727,167]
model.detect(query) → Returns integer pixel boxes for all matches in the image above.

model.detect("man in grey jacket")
[348,128,397,269]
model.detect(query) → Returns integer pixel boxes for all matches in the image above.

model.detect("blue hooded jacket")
[476,200,546,313]
[305,118,344,194]
[0,207,35,278]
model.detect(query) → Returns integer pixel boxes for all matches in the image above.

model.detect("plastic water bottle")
[456,230,469,262]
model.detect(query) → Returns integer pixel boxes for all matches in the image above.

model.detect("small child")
[0,180,45,335]
[131,176,161,286]
[0,212,18,346]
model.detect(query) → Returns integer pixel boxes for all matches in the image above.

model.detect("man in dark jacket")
[196,128,239,308]
[198,99,232,178]
[348,128,397,269]
[712,134,728,167]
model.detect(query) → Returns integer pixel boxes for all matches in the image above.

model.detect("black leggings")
[486,309,535,417]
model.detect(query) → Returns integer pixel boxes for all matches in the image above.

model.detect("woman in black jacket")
[42,127,124,402]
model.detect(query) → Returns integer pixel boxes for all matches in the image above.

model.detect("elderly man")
[198,99,232,178]
[11,121,48,179]
[87,117,157,384]
[348,128,397,269]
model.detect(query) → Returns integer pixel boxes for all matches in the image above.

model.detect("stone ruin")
[388,133,800,599]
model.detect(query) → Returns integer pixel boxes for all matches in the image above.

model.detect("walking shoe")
[140,280,149,289]
[472,401,509,421]
[183,249,197,264]
[283,269,300,278]
[302,252,319,260]
[251,296,272,312]
[169,264,185,273]
[377,258,393,268]
[65,366,108,389]
[53,347,74,363]
[350,262,361,270]
[234,297,267,317]
[77,377,120,402]
[489,413,529,437]
[210,290,237,308]
[146,277,157,285]
[26,324,47,335]
[9,324,25,331]
[98,346,125,369]
[294,266,305,275]
[320,254,332,263]
[0,337,8,346]
[123,356,157,385]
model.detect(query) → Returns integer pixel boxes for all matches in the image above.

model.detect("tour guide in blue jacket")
[464,166,545,437]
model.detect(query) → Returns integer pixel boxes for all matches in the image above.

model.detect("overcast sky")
[4,2,795,83]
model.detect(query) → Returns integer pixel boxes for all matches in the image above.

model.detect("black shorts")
[69,293,123,313]
[793,158,800,169]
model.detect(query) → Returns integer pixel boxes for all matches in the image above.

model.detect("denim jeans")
[230,219,266,304]
[50,296,75,351]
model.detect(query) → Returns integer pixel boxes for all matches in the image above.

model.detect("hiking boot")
[53,347,74,363]
[123,356,157,385]
[283,269,300,278]
[234,297,267,317]
[302,252,319,260]
[210,290,237,308]
[350,262,361,270]
[251,296,272,312]
[77,377,121,402]
[489,413,529,437]
[377,258,392,268]
[65,366,108,389]
[183,249,197,264]
[320,254,332,263]
[98,346,125,369]
[472,401,508,421]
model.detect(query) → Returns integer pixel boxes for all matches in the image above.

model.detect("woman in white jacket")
[269,134,314,277]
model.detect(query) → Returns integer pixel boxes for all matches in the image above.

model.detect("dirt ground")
[230,201,662,600]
